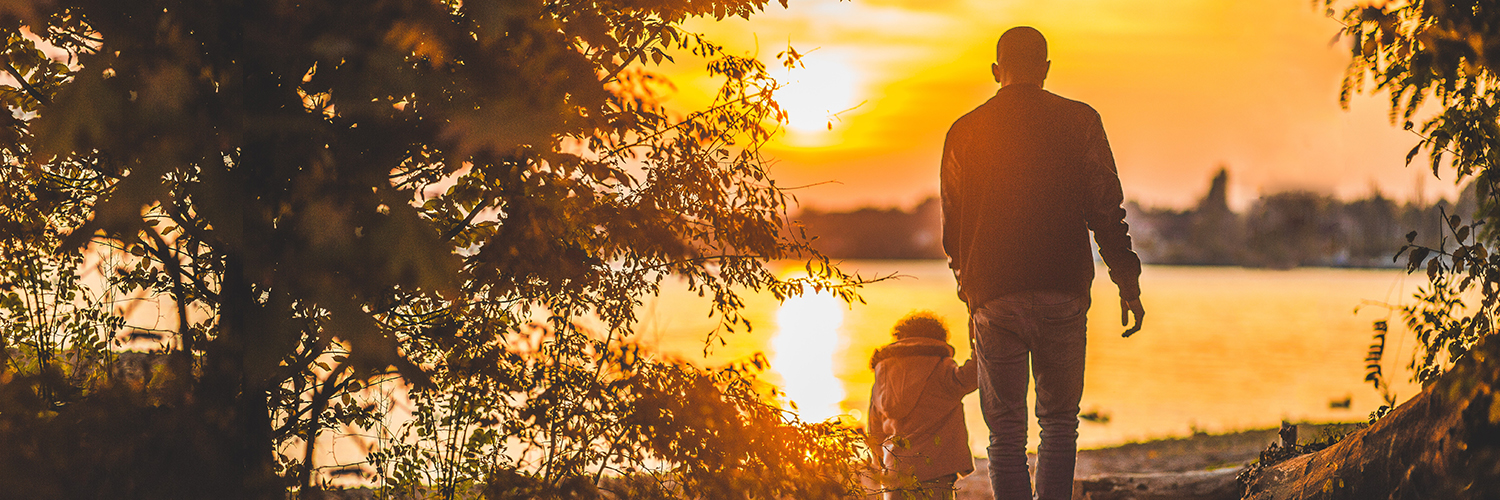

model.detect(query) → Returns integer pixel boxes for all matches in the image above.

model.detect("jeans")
[971,290,1089,500]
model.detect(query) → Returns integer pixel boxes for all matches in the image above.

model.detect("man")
[940,26,1145,500]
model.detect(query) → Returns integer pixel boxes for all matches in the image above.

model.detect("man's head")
[992,26,1050,87]
[892,311,949,342]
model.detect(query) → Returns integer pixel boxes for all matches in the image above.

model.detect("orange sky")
[659,0,1461,211]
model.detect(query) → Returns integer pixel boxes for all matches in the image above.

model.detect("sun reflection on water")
[769,289,847,422]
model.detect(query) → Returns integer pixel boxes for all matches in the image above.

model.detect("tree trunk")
[199,253,283,499]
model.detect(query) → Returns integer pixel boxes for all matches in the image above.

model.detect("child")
[867,311,980,499]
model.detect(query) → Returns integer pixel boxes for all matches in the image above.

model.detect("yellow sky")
[659,0,1459,211]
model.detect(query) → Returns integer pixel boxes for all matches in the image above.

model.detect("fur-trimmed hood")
[870,337,955,369]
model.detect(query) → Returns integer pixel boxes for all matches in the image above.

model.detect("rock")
[1241,336,1500,499]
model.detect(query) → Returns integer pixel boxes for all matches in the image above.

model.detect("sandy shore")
[953,422,1364,499]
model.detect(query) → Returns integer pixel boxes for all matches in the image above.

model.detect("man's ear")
[991,63,1003,83]
[1040,60,1051,83]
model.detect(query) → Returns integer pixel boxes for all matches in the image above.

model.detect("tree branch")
[439,198,489,243]
[2,59,50,106]
[141,231,199,364]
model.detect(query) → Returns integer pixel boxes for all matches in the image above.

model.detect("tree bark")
[203,253,283,499]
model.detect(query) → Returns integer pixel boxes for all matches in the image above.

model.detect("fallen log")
[1242,336,1500,499]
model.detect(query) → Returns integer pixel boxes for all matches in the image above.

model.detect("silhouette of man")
[940,26,1144,500]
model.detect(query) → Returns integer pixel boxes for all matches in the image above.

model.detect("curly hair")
[892,311,948,341]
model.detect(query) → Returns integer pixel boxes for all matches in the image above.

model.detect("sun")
[774,53,862,144]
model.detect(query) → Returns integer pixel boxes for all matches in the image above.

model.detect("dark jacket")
[941,84,1141,306]
[867,337,980,484]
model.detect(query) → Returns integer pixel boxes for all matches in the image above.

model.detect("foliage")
[1331,0,1499,187]
[1380,213,1500,385]
[0,117,224,497]
[0,0,872,497]
[0,138,124,411]
[0,247,122,408]
[1329,0,1500,395]
[369,347,865,499]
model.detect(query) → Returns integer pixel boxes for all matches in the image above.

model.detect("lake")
[634,261,1428,453]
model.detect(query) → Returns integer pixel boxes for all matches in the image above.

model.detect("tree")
[0,0,869,497]
[1236,6,1500,497]
[1330,0,1500,386]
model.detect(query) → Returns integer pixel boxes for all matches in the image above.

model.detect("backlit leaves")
[1392,209,1497,385]
[1330,0,1500,197]
[0,0,870,496]
[1332,0,1500,397]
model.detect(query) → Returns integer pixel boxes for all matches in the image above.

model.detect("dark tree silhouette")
[0,1,870,497]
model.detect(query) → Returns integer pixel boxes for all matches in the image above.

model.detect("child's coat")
[867,336,980,484]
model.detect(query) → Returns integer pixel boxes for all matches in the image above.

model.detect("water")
[635,261,1427,453]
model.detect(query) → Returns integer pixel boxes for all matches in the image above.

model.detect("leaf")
[1409,247,1430,270]
[1406,230,1418,243]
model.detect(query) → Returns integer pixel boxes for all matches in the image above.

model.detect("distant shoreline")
[794,171,1476,269]
[805,257,1410,271]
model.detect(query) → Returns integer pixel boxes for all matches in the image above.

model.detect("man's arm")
[1079,112,1145,335]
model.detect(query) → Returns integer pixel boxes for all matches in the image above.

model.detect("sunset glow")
[769,288,847,422]
[671,0,1459,211]
[774,52,863,145]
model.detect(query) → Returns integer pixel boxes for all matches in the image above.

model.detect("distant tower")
[1198,166,1230,215]
[1189,166,1243,265]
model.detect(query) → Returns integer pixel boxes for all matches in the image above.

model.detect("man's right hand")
[1121,297,1145,337]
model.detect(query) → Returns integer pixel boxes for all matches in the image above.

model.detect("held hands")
[952,267,968,305]
[1120,297,1145,337]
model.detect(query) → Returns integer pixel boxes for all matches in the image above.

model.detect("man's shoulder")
[952,89,1102,125]
[945,100,993,139]
[1039,89,1103,121]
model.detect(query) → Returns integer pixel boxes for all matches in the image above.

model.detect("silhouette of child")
[867,311,980,500]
